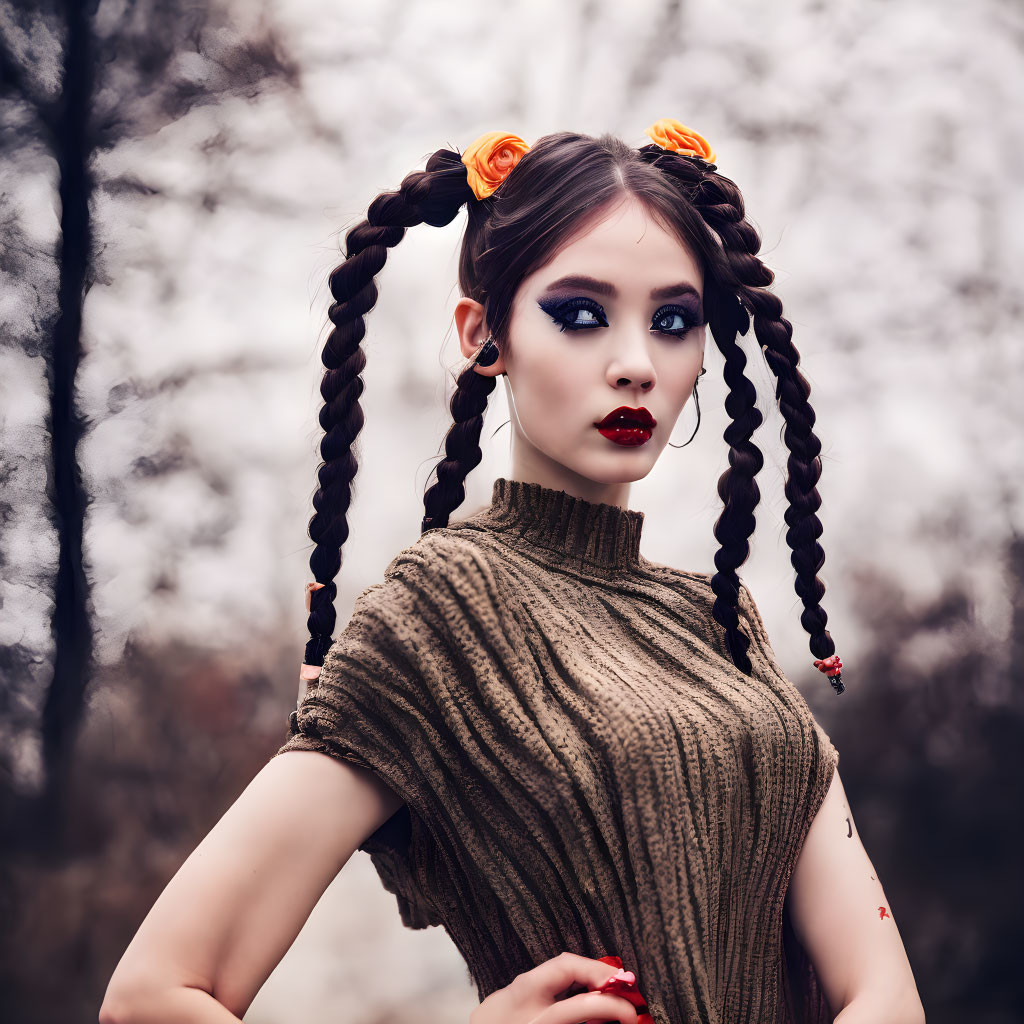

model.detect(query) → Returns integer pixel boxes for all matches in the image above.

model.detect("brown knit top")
[274,476,840,1024]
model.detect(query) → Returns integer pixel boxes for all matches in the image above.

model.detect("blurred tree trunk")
[0,0,300,854]
[38,0,97,851]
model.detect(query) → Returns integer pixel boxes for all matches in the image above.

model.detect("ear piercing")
[475,334,499,367]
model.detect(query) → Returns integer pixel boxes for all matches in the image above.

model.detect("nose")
[606,329,656,392]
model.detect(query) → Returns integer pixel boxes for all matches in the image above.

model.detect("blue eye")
[538,296,608,332]
[651,304,700,337]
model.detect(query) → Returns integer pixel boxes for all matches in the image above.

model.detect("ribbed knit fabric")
[275,476,840,1024]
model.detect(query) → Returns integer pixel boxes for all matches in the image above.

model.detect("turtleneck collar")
[471,476,645,571]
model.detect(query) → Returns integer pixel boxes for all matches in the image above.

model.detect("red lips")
[594,406,657,447]
[595,406,656,429]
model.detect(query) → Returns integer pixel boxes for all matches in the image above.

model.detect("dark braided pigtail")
[421,359,497,533]
[706,280,766,674]
[643,146,843,693]
[304,150,472,668]
[421,161,513,533]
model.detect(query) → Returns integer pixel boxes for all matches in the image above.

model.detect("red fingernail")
[597,968,636,991]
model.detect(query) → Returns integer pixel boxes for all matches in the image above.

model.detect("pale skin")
[99,198,923,1024]
[454,196,707,510]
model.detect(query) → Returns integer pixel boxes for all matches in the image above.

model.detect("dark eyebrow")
[540,274,701,301]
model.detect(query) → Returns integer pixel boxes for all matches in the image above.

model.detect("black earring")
[475,334,499,367]
[668,366,705,449]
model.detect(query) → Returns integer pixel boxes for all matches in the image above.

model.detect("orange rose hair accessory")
[461,130,531,200]
[643,117,717,164]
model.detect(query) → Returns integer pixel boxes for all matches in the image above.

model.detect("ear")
[455,297,506,377]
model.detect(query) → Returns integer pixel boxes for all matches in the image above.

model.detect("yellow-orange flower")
[461,131,531,200]
[643,118,716,163]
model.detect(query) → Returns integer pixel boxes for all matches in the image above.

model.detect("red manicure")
[594,955,654,1024]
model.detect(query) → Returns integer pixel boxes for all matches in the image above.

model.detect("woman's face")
[455,196,706,508]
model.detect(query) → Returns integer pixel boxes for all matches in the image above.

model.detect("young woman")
[100,121,924,1024]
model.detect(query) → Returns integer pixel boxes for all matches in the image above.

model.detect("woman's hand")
[470,951,642,1024]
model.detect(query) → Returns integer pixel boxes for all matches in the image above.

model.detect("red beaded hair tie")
[814,654,845,695]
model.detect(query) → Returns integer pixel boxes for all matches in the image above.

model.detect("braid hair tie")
[814,655,845,694]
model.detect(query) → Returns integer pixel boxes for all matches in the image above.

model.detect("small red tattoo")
[878,907,890,920]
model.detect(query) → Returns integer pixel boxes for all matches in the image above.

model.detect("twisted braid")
[708,297,766,673]
[304,150,471,667]
[421,360,497,533]
[642,147,840,686]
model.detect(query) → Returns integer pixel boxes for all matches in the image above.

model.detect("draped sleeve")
[272,542,464,931]
[736,580,841,1024]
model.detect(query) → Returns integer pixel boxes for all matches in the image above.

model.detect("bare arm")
[786,767,926,1024]
[98,749,404,1023]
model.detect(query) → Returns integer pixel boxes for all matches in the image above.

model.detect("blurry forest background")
[0,0,1021,1022]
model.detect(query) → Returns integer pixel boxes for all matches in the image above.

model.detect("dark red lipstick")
[594,406,657,447]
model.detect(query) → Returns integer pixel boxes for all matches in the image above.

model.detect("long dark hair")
[303,130,839,688]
